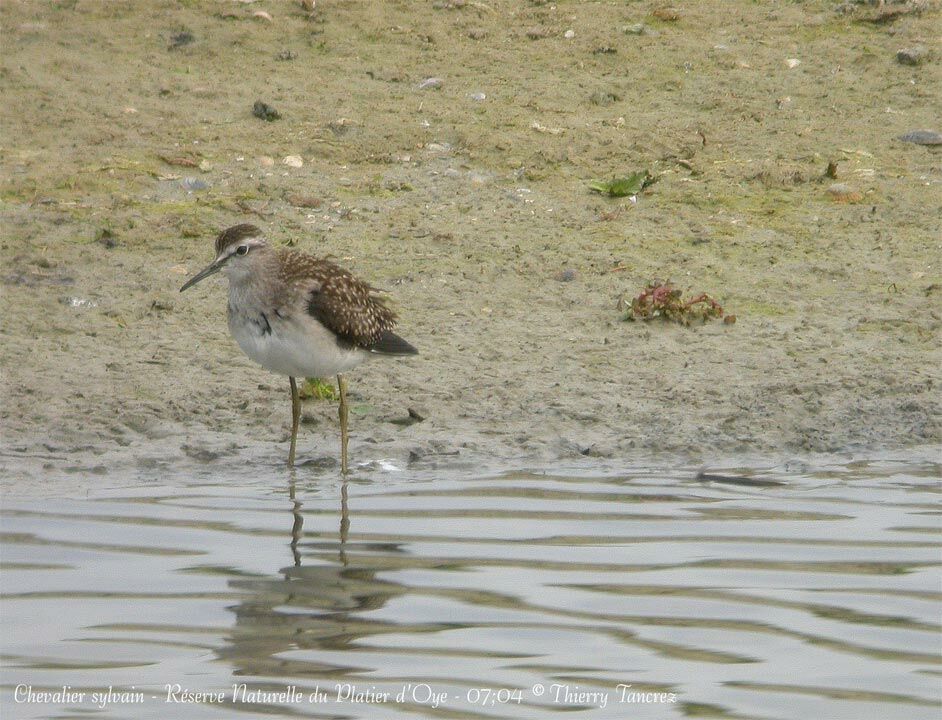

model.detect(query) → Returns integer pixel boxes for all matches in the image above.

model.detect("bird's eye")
[235,245,249,256]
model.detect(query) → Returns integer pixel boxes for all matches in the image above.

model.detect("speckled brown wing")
[276,249,415,353]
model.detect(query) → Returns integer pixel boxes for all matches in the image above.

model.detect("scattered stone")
[417,77,443,90]
[564,29,575,39]
[159,154,199,168]
[554,268,578,282]
[168,30,194,50]
[252,100,280,121]
[898,129,942,146]
[181,177,209,192]
[252,10,273,22]
[652,7,680,21]
[408,445,459,463]
[696,471,782,487]
[96,228,118,248]
[468,91,486,101]
[64,297,98,309]
[276,49,297,61]
[327,118,353,135]
[593,46,617,55]
[590,90,619,106]
[826,183,863,203]
[408,407,426,422]
[283,155,304,168]
[296,456,338,470]
[181,444,224,462]
[286,193,322,208]
[531,121,564,135]
[896,46,927,66]
[624,23,657,36]
[785,58,801,69]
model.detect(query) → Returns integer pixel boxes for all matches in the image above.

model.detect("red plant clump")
[627,281,727,325]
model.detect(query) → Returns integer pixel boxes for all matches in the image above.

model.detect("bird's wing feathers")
[277,250,397,349]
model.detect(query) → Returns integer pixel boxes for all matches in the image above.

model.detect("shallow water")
[1,455,940,719]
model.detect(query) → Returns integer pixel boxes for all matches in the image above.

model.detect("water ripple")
[1,456,939,719]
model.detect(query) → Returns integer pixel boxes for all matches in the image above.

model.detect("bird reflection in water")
[216,476,412,682]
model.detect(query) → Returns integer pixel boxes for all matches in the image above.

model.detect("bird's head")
[180,224,268,291]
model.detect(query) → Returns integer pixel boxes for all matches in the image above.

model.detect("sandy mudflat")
[1,1,939,484]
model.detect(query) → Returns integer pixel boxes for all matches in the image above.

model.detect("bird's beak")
[180,257,225,292]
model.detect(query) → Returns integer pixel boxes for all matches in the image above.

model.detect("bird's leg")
[288,376,301,467]
[337,374,349,475]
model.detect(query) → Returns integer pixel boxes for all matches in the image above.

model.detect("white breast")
[228,308,367,378]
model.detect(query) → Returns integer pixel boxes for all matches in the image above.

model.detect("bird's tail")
[370,330,418,355]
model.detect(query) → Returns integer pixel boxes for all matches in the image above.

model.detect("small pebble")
[168,31,194,50]
[564,29,575,39]
[65,297,98,309]
[898,130,942,146]
[785,58,801,69]
[826,183,863,203]
[286,194,322,208]
[283,155,303,168]
[96,228,118,248]
[417,77,443,90]
[181,177,209,192]
[468,92,486,101]
[624,23,657,36]
[554,268,578,282]
[652,7,680,21]
[896,46,926,66]
[590,91,619,106]
[252,100,280,121]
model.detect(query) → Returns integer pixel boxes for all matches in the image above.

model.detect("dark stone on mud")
[96,228,118,248]
[297,456,338,470]
[589,91,619,106]
[696,471,786,487]
[896,46,927,66]
[898,130,942,145]
[409,445,459,463]
[253,101,281,121]
[286,194,323,208]
[181,177,209,192]
[182,444,223,462]
[169,31,194,50]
